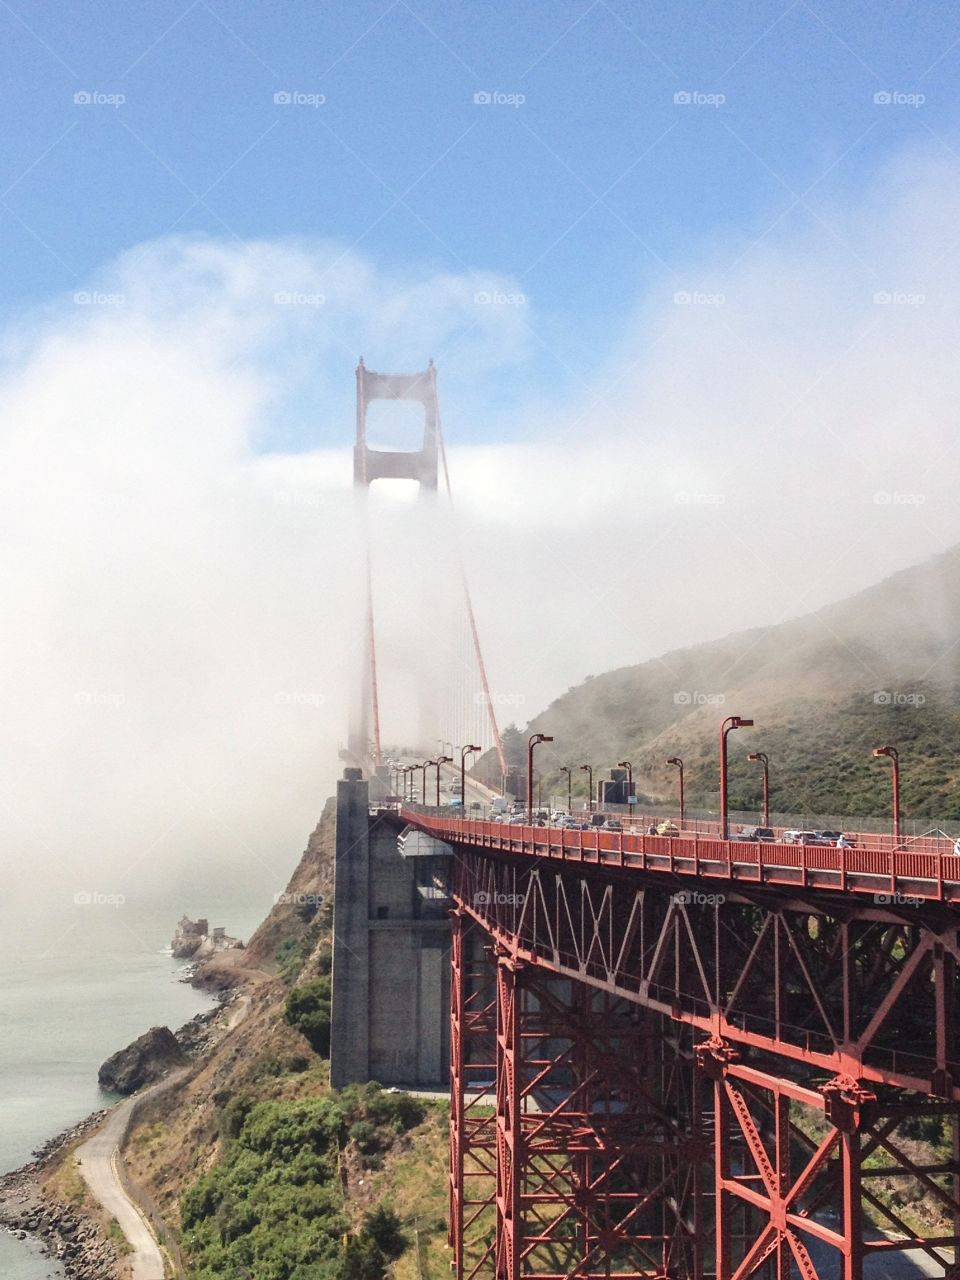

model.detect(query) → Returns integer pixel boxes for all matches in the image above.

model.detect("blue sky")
[3,0,959,446]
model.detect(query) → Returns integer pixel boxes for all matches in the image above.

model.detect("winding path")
[74,986,258,1278]
[76,1072,185,1280]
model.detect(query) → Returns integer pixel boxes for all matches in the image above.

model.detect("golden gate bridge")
[344,359,960,1280]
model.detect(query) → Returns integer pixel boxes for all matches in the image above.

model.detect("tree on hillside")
[501,724,526,770]
[284,976,332,1056]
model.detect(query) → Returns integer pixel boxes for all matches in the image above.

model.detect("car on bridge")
[738,825,775,842]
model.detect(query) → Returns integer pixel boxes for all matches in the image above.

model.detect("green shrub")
[183,1085,426,1278]
[348,1120,379,1154]
[216,1094,254,1141]
[362,1205,407,1260]
[337,1233,384,1280]
[275,934,309,985]
[284,978,332,1056]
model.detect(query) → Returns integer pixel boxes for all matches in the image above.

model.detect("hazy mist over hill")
[512,544,960,821]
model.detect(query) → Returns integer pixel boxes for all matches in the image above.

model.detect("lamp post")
[528,734,554,820]
[666,757,684,827]
[560,766,572,813]
[747,751,770,826]
[434,754,452,806]
[873,745,901,841]
[720,717,754,839]
[460,743,481,808]
[421,760,433,805]
[579,763,594,812]
[617,760,633,816]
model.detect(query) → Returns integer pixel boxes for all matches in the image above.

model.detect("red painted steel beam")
[430,813,960,1279]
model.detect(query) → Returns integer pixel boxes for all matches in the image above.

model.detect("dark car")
[740,825,775,842]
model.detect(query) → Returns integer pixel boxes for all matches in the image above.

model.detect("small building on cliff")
[172,915,243,960]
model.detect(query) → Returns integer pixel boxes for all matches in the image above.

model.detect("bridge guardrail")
[401,807,960,905]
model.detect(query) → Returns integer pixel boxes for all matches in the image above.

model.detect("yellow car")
[656,821,680,837]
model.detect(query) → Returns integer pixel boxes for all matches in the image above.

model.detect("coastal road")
[74,988,258,1279]
[76,1072,186,1280]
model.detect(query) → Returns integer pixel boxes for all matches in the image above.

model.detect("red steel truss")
[434,826,960,1280]
[450,910,708,1280]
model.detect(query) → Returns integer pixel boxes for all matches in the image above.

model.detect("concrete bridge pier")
[330,768,450,1088]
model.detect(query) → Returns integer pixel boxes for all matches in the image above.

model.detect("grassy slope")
[121,799,449,1279]
[482,544,960,821]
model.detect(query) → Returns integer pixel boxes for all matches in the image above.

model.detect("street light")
[434,755,453,806]
[720,717,754,839]
[460,744,482,808]
[560,766,572,813]
[666,757,684,827]
[747,751,770,826]
[528,734,554,819]
[617,760,633,816]
[873,745,901,841]
[579,763,594,813]
[421,760,433,805]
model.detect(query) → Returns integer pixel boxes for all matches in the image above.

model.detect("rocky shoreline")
[0,995,232,1279]
[0,1111,117,1279]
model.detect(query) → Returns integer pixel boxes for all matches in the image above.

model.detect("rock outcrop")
[97,1025,185,1095]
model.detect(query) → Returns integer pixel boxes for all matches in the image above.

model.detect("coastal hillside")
[42,799,450,1280]
[482,544,960,822]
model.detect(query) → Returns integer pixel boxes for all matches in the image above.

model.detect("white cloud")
[3,142,960,905]
[445,143,960,712]
[0,237,528,906]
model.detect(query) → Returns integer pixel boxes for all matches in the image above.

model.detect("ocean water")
[0,887,268,1278]
[0,1231,64,1279]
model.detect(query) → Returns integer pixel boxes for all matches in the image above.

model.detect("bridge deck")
[400,806,960,905]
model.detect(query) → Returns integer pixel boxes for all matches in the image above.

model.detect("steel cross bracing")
[406,813,960,1279]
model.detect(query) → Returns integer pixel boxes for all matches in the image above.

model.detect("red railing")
[399,807,960,905]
